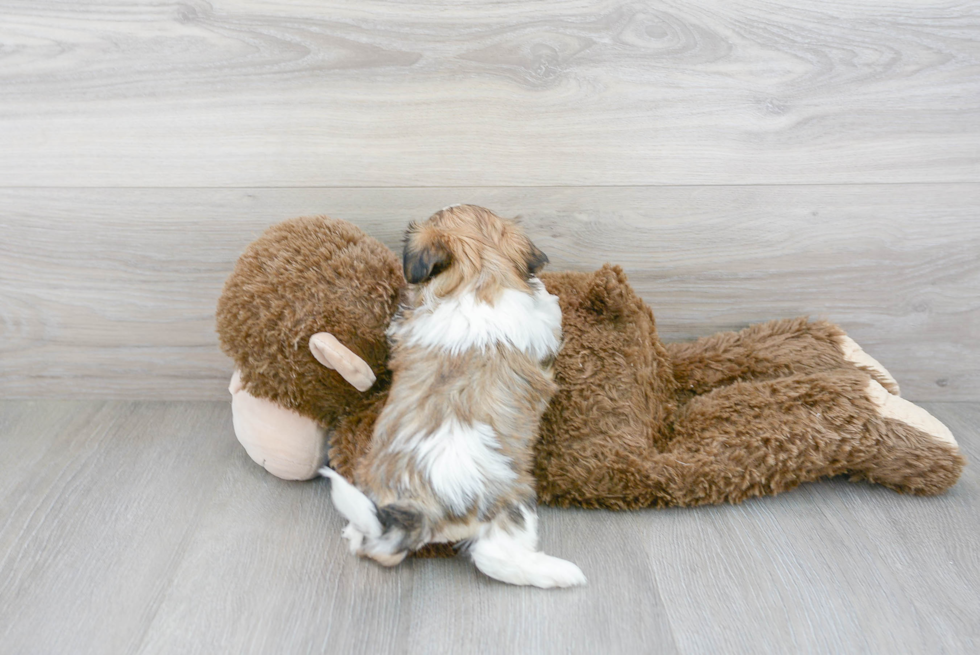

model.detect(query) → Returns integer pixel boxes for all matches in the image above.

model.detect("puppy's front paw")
[531,554,587,589]
[341,522,366,556]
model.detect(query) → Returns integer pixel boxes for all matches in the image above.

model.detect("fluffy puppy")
[321,205,586,588]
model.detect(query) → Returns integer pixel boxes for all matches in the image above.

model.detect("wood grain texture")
[2,185,978,401]
[135,449,414,655]
[0,1,977,186]
[0,401,238,654]
[647,402,980,654]
[0,400,977,654]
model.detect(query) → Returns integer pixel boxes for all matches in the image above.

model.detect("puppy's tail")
[319,467,383,539]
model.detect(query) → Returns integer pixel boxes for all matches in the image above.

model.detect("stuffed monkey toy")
[217,210,965,553]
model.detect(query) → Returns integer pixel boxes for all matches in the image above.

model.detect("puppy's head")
[402,205,548,301]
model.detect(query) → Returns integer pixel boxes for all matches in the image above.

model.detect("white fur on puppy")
[320,467,381,539]
[388,277,561,360]
[469,506,586,588]
[396,420,518,517]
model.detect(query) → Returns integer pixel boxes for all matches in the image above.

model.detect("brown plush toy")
[216,209,965,555]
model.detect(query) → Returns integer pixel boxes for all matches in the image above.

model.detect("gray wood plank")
[3,185,978,401]
[0,401,104,558]
[0,1,977,186]
[134,442,414,655]
[0,401,977,654]
[405,507,678,655]
[0,401,238,655]
[643,402,980,655]
[141,462,676,655]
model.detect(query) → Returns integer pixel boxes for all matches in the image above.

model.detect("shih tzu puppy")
[321,204,586,588]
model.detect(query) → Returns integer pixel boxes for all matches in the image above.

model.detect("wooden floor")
[1,400,977,654]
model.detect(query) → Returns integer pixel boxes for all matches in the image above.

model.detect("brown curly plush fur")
[533,270,964,508]
[217,214,966,558]
[216,217,402,428]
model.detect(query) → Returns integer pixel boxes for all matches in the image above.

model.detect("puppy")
[321,205,586,588]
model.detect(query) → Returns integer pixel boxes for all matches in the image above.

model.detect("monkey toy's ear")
[309,333,377,392]
[586,264,632,319]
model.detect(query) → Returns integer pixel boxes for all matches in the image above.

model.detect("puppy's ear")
[403,224,451,284]
[525,241,549,276]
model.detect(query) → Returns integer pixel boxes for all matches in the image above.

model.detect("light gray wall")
[2,1,978,401]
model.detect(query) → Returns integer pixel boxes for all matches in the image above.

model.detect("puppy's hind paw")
[530,554,588,589]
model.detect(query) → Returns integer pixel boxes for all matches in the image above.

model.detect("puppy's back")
[363,275,561,525]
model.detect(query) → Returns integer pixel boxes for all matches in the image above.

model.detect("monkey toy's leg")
[666,318,901,397]
[538,368,963,510]
[663,368,963,505]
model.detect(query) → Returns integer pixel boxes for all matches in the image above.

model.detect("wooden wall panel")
[2,185,977,401]
[0,1,977,186]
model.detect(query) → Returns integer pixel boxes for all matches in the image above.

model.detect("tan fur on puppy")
[402,204,548,303]
[325,205,585,587]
